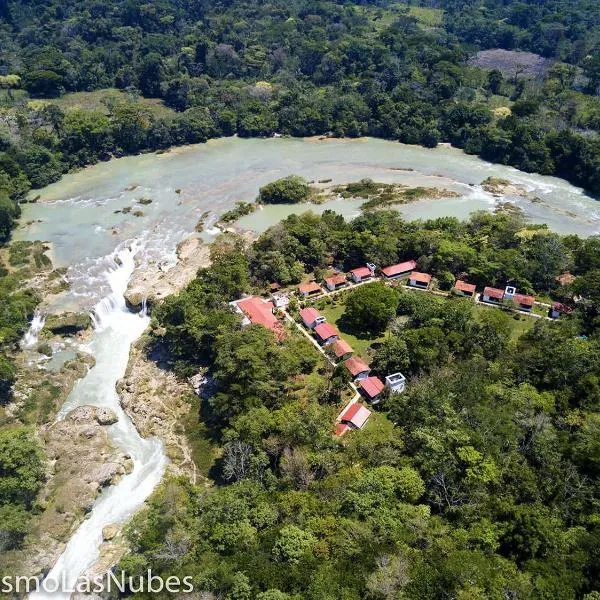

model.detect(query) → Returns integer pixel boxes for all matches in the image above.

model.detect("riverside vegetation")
[4,0,600,245]
[117,207,600,599]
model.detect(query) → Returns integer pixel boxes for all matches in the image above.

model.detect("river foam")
[30,241,167,599]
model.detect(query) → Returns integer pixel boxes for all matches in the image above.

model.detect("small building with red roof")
[350,264,376,283]
[314,322,340,346]
[550,302,574,319]
[329,339,353,361]
[482,286,505,305]
[381,260,417,280]
[409,272,432,289]
[514,293,536,313]
[344,356,371,380]
[454,280,477,297]
[339,403,371,430]
[324,273,348,292]
[299,307,326,329]
[233,296,286,340]
[298,281,322,297]
[359,376,385,404]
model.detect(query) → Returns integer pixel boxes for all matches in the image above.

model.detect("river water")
[15,137,599,595]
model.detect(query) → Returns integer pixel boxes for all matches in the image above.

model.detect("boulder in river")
[95,407,118,426]
[102,524,119,541]
[44,312,92,335]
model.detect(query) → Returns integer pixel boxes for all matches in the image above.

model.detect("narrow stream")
[29,242,167,599]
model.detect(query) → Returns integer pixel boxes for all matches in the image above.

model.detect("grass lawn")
[47,88,176,118]
[473,304,537,340]
[317,302,388,362]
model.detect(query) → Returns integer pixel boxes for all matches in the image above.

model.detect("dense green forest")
[2,0,600,246]
[116,207,600,599]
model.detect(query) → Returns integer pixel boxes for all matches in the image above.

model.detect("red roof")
[483,286,504,300]
[335,422,350,437]
[340,403,371,429]
[360,376,385,399]
[331,339,353,358]
[514,293,535,307]
[270,282,281,291]
[299,307,322,324]
[237,297,285,338]
[552,302,573,315]
[344,356,370,377]
[410,272,432,284]
[299,281,322,294]
[381,260,417,277]
[455,280,476,294]
[557,273,576,286]
[325,273,347,287]
[351,266,372,278]
[315,322,339,341]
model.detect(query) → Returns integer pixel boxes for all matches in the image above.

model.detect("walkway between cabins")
[282,308,361,424]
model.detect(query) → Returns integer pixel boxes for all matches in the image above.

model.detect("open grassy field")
[359,2,443,30]
[45,88,176,117]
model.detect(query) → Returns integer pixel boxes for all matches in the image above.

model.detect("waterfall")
[30,239,167,599]
[22,312,46,348]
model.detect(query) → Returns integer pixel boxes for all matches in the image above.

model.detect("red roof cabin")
[314,322,340,346]
[299,307,326,329]
[550,302,574,319]
[344,356,371,380]
[482,286,505,305]
[381,260,417,280]
[454,280,476,297]
[409,272,432,289]
[359,376,385,404]
[513,293,536,313]
[350,264,376,283]
[234,297,286,339]
[298,281,322,297]
[339,403,371,430]
[324,273,348,292]
[329,339,353,361]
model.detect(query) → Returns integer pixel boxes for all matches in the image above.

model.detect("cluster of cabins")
[299,305,407,436]
[230,262,576,439]
[299,260,435,298]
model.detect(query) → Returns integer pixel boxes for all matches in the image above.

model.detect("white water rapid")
[22,312,46,349]
[30,241,167,600]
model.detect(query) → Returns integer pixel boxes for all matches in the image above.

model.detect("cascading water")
[22,312,46,349]
[30,241,167,599]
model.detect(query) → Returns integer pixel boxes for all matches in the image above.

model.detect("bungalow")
[409,272,432,289]
[454,280,477,298]
[330,338,353,361]
[324,273,348,292]
[482,286,505,305]
[514,293,536,313]
[550,302,574,319]
[359,376,385,404]
[385,372,406,394]
[381,260,417,280]
[300,307,326,329]
[298,281,322,297]
[344,356,371,380]
[350,263,376,283]
[314,322,340,346]
[339,403,371,431]
[232,296,286,339]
